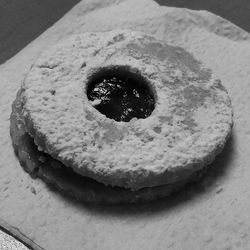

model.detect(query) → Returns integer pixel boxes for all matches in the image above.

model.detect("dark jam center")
[87,75,155,122]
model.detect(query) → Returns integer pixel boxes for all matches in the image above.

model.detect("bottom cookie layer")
[10,90,206,204]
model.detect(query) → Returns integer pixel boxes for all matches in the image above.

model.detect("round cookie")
[10,90,206,204]
[21,30,233,190]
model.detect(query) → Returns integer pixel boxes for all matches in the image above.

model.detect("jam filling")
[87,70,155,122]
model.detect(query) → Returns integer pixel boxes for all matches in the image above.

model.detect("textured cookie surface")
[21,30,233,190]
[10,90,207,204]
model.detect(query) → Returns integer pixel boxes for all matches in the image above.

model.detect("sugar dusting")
[20,29,232,190]
[0,0,250,249]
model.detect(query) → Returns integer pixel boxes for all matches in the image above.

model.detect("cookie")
[10,90,206,204]
[20,30,232,190]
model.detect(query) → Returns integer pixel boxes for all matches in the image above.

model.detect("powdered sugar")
[20,30,232,190]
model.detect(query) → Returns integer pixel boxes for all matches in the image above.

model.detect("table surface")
[0,230,29,250]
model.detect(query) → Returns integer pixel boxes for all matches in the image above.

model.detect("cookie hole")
[87,66,155,122]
